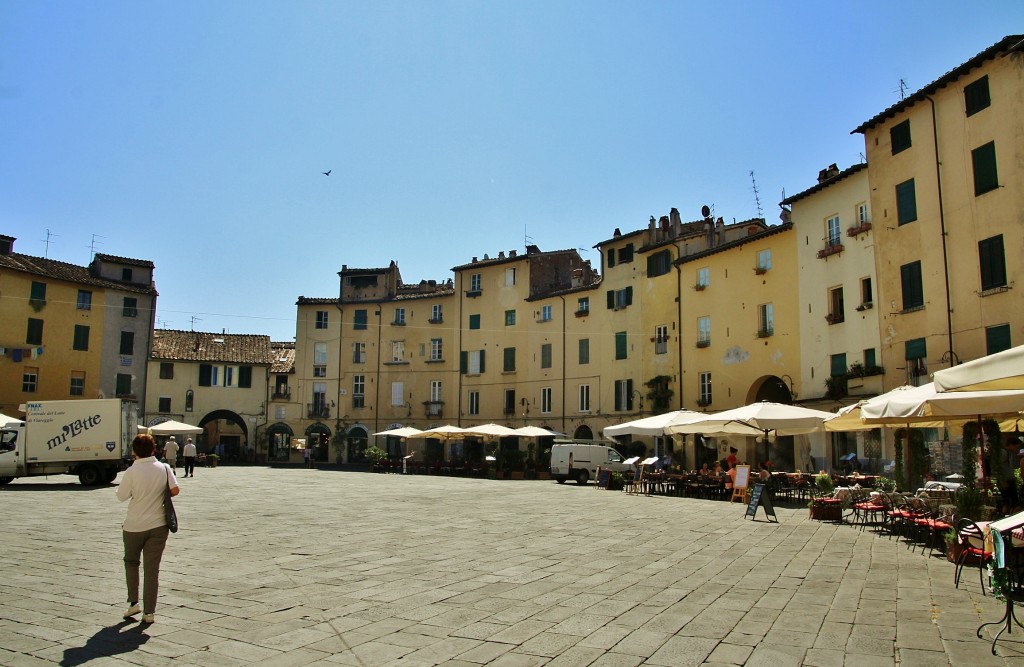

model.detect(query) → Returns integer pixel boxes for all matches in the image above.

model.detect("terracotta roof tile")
[0,252,157,295]
[151,329,273,364]
[271,342,295,373]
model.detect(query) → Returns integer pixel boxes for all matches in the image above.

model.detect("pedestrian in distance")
[183,438,196,478]
[116,433,179,624]
[164,436,179,473]
[304,446,312,469]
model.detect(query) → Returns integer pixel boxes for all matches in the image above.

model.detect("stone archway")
[305,422,332,463]
[749,375,794,404]
[266,422,293,463]
[574,425,593,440]
[198,409,248,463]
[346,425,369,464]
[747,376,796,470]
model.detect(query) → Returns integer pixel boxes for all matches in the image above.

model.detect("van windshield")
[608,449,623,462]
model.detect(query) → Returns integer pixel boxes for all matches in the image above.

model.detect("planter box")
[809,500,842,521]
[509,471,525,481]
[535,471,551,481]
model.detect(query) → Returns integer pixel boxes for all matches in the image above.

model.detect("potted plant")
[809,472,841,521]
[535,446,552,480]
[609,471,625,491]
[364,446,388,472]
[505,449,526,480]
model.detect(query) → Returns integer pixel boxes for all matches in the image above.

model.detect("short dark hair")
[132,434,156,458]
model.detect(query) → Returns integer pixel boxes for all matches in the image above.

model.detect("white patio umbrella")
[859,382,1024,423]
[665,402,828,436]
[0,412,23,427]
[933,344,1024,392]
[373,426,424,438]
[604,410,704,437]
[513,426,564,437]
[413,425,469,439]
[460,423,518,438]
[147,419,203,435]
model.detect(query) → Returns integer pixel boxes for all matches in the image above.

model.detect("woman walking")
[116,434,179,623]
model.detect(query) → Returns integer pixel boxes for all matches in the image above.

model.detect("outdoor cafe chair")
[954,518,994,595]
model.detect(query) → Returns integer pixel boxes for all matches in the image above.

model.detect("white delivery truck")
[0,399,138,486]
[551,440,631,485]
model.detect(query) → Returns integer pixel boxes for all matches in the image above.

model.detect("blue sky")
[2,2,1022,341]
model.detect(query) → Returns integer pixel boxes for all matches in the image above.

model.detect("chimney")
[498,251,505,259]
[0,235,14,255]
[509,250,517,258]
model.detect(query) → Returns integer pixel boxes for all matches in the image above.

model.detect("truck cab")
[0,425,23,484]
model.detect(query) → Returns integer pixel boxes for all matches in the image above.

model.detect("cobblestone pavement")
[1,467,1022,666]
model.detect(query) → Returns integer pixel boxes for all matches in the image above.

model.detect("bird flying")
[322,170,331,176]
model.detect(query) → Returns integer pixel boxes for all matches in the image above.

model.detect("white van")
[551,441,630,485]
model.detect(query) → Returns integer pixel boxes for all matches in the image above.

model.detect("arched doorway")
[748,376,796,470]
[346,425,369,464]
[750,375,793,404]
[574,425,593,440]
[305,422,331,463]
[199,409,248,463]
[266,422,293,463]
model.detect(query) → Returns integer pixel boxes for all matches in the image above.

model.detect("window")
[979,235,1007,291]
[697,267,710,288]
[578,338,589,365]
[461,349,485,374]
[756,249,772,272]
[577,297,589,315]
[224,366,235,387]
[864,348,877,369]
[614,379,634,412]
[826,215,841,247]
[315,310,329,329]
[504,310,516,326]
[829,287,845,324]
[468,314,480,330]
[861,277,873,307]
[541,343,552,368]
[697,317,711,347]
[699,372,712,405]
[314,342,327,365]
[239,366,252,388]
[353,342,366,363]
[211,366,219,386]
[158,397,172,413]
[505,267,517,286]
[390,382,404,406]
[655,324,668,355]
[503,347,516,372]
[313,365,326,378]
[579,384,591,413]
[965,75,991,116]
[890,119,911,154]
[391,341,405,363]
[905,338,927,385]
[119,331,134,355]
[313,383,328,414]
[77,290,92,311]
[159,362,174,379]
[972,141,999,196]
[72,325,89,351]
[30,281,46,306]
[618,243,634,264]
[122,297,138,317]
[615,332,628,360]
[900,261,924,310]
[199,364,213,386]
[757,303,774,337]
[607,247,616,268]
[70,372,85,397]
[430,338,443,361]
[26,318,43,345]
[185,391,193,412]
[470,273,481,292]
[857,203,869,226]
[540,305,552,322]
[115,373,132,396]
[504,389,516,415]
[468,391,480,416]
[121,268,133,282]
[540,387,552,413]
[23,367,38,393]
[393,307,405,325]
[607,286,633,310]
[431,304,443,322]
[647,249,671,277]
[353,375,365,408]
[986,324,1011,355]
[353,309,367,330]
[430,380,442,403]
[896,179,917,225]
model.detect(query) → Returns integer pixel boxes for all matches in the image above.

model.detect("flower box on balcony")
[817,243,844,259]
[696,340,710,348]
[847,222,872,237]
[756,328,773,339]
[825,313,844,325]
[574,309,589,318]
[694,283,707,291]
[754,267,768,275]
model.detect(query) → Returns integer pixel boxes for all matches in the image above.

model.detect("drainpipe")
[927,95,955,367]
[558,295,567,435]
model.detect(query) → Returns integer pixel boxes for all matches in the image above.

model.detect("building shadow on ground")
[60,620,150,666]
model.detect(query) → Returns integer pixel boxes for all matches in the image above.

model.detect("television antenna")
[88,234,107,261]
[897,78,909,101]
[42,229,58,258]
[750,170,763,220]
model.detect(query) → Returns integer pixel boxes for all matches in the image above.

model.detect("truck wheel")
[0,476,13,485]
[78,465,101,486]
[556,476,566,484]
[576,470,589,485]
[104,468,118,484]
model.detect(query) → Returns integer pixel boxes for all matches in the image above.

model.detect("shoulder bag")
[164,464,179,533]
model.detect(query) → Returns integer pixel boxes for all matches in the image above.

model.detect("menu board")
[744,483,778,522]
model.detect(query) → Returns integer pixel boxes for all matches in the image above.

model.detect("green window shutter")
[479,350,485,373]
[896,179,917,225]
[615,332,627,360]
[26,318,43,345]
[890,120,911,154]
[199,364,212,387]
[972,141,998,195]
[625,286,633,306]
[979,235,1007,290]
[830,353,847,377]
[607,290,615,309]
[905,338,927,360]
[607,249,615,268]
[239,366,252,388]
[986,324,1011,355]
[503,347,515,372]
[864,348,876,368]
[73,325,89,351]
[579,338,589,365]
[900,261,923,309]
[964,75,991,116]
[460,351,467,374]
[354,310,367,330]
[30,281,46,302]
[626,379,634,410]
[469,314,480,330]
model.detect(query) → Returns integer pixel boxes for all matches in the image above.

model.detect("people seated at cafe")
[699,463,710,476]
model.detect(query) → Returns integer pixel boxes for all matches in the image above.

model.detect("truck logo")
[106,442,115,452]
[46,414,103,450]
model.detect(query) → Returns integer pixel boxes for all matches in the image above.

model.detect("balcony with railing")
[825,312,844,325]
[307,403,331,419]
[272,386,291,400]
[817,241,844,259]
[696,338,711,348]
[424,400,444,418]
[756,326,774,339]
[847,221,872,237]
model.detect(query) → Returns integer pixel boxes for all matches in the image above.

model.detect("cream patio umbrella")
[373,426,424,438]
[147,419,204,435]
[859,383,1024,423]
[513,426,565,437]
[933,344,1024,392]
[460,423,518,438]
[0,412,23,427]
[604,410,704,438]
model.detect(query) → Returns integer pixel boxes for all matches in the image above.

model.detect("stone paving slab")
[1,468,1023,665]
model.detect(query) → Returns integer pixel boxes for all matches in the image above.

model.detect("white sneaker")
[123,603,141,618]
[142,613,155,623]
